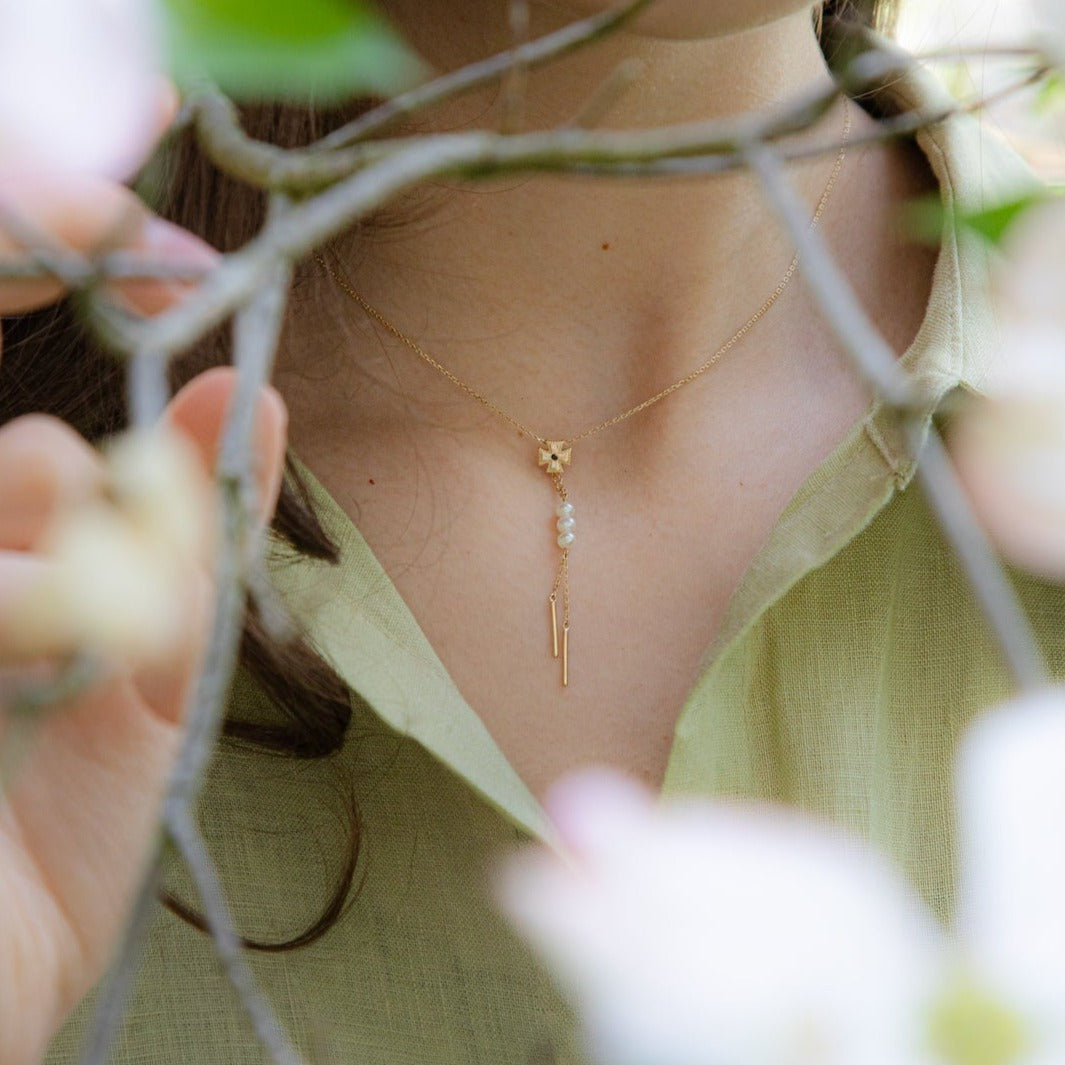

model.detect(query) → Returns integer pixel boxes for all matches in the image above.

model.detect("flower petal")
[0,0,163,179]
[498,769,944,1065]
[956,688,1065,1039]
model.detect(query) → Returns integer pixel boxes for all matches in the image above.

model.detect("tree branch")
[79,231,296,1065]
[77,844,166,1065]
[127,348,170,429]
[167,807,306,1065]
[314,0,657,149]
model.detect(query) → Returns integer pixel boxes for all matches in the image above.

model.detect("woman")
[1,1,1061,1062]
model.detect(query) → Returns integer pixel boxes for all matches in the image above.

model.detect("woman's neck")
[282,4,888,444]
[386,1,835,130]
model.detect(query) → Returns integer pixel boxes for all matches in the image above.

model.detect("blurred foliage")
[902,191,1046,248]
[159,0,426,101]
[1036,72,1065,115]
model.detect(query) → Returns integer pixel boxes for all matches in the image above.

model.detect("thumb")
[164,367,288,526]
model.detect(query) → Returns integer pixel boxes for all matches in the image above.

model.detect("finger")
[0,416,103,551]
[0,658,184,1021]
[165,368,289,526]
[0,171,216,316]
[149,77,181,147]
[105,209,218,317]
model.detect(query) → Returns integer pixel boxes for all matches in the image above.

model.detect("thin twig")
[744,139,917,406]
[187,88,299,190]
[0,654,102,793]
[188,0,657,191]
[191,74,841,194]
[79,228,295,1065]
[167,807,306,1065]
[98,254,213,283]
[314,0,657,149]
[0,256,78,281]
[77,845,165,1065]
[557,59,1053,178]
[127,349,170,429]
[905,424,1049,690]
[0,203,95,287]
[78,47,1047,389]
[187,28,978,194]
[912,44,1050,65]
[746,140,1049,693]
[109,93,846,359]
[0,653,101,719]
[563,57,646,129]
[0,254,210,284]
[171,260,293,798]
[81,297,147,363]
[161,216,301,1065]
[499,0,531,134]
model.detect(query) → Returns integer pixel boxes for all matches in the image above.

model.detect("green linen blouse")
[47,50,1065,1065]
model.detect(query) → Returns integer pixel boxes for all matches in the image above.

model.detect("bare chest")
[280,130,939,802]
[295,365,873,803]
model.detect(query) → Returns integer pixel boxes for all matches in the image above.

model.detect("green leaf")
[964,194,1045,245]
[902,192,1044,249]
[160,0,426,102]
[1035,71,1065,116]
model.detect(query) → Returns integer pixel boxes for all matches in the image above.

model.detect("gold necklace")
[321,108,850,688]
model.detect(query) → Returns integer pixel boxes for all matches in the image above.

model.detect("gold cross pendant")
[537,441,572,475]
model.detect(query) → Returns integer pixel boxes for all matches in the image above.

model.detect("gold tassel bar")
[550,595,559,658]
[562,624,569,687]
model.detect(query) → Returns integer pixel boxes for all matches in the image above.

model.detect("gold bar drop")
[550,596,559,658]
[562,624,569,687]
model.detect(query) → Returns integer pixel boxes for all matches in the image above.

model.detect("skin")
[277,0,939,800]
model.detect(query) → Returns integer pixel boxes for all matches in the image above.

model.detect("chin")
[536,0,818,40]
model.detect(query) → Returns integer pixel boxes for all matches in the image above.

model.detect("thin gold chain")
[324,106,851,449]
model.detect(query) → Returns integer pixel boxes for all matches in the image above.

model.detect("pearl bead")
[556,516,576,533]
[555,502,575,518]
[557,530,576,548]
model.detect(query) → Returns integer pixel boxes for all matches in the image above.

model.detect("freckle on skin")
[601,242,610,251]
[368,478,376,486]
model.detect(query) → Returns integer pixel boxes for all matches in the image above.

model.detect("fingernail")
[141,218,218,269]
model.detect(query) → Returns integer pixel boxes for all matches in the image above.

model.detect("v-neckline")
[269,52,1032,849]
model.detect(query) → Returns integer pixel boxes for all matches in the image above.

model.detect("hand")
[0,98,289,1065]
[0,374,286,1065]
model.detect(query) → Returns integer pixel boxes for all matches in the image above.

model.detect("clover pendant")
[537,441,572,475]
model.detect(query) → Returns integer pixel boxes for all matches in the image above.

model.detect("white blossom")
[950,198,1065,581]
[12,429,207,662]
[955,687,1065,1060]
[105,428,206,562]
[0,0,164,178]
[497,769,944,1065]
[497,688,1065,1065]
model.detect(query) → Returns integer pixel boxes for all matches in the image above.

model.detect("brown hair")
[826,0,898,34]
[0,0,897,949]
